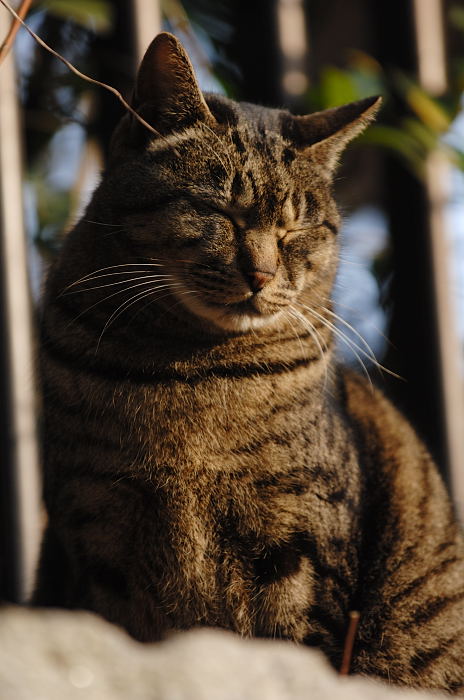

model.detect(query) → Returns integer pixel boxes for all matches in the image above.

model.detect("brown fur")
[33,33,464,692]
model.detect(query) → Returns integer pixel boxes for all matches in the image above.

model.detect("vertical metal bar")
[276,0,309,105]
[412,0,447,95]
[132,0,162,63]
[0,6,42,602]
[412,0,464,520]
[230,0,281,107]
[424,151,464,521]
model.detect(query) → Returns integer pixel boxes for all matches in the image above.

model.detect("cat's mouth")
[174,287,284,332]
[215,297,274,315]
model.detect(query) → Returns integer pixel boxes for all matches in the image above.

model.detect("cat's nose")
[245,269,275,292]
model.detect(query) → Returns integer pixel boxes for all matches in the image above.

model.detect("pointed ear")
[131,32,214,139]
[285,96,382,172]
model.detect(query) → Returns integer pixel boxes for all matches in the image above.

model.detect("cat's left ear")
[285,96,382,172]
[130,32,215,140]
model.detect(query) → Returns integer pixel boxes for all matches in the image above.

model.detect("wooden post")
[132,0,161,63]
[412,0,464,520]
[0,3,41,602]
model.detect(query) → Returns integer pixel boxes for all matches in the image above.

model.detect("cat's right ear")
[284,96,382,172]
[129,32,215,143]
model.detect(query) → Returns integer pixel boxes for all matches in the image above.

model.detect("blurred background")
[1,0,464,603]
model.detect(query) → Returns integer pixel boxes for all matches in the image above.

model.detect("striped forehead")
[147,125,204,156]
[226,126,296,225]
[146,120,300,227]
[229,169,299,230]
[227,120,292,162]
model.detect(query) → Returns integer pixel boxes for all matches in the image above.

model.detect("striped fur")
[33,33,464,692]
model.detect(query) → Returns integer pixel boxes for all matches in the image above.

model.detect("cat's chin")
[175,292,283,333]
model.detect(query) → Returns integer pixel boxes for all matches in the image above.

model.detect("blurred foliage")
[164,0,238,96]
[30,172,71,255]
[449,4,464,33]
[8,0,464,255]
[306,5,464,181]
[35,0,114,33]
[16,0,237,256]
[308,51,383,109]
[16,0,115,256]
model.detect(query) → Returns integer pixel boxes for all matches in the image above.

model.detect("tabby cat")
[33,32,464,692]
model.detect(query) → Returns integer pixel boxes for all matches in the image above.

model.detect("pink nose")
[245,269,275,292]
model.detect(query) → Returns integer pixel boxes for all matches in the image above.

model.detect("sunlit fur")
[175,284,284,332]
[34,33,464,694]
[104,109,342,336]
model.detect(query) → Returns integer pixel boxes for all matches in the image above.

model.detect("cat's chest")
[122,374,341,475]
[128,457,361,637]
[63,374,362,638]
[113,376,362,544]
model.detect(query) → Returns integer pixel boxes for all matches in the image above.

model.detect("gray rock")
[0,606,445,700]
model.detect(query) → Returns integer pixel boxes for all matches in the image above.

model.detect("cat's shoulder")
[341,368,436,471]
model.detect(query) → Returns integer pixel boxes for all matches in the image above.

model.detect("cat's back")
[342,368,458,560]
[340,369,464,688]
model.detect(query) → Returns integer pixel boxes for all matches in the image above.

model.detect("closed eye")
[190,199,238,227]
[278,226,307,243]
[286,226,307,234]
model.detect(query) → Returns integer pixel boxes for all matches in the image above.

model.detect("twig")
[0,0,32,65]
[339,610,360,675]
[0,0,161,139]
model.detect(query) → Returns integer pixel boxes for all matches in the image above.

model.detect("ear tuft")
[131,32,214,139]
[285,96,382,172]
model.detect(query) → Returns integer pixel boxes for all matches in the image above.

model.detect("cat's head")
[103,33,380,334]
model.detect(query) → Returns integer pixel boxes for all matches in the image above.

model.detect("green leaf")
[361,125,425,177]
[351,69,384,99]
[347,50,385,97]
[454,150,464,172]
[319,66,359,108]
[37,0,114,33]
[407,87,450,133]
[394,73,451,133]
[402,118,438,152]
[449,5,464,33]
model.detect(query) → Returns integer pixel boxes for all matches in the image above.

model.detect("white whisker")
[288,306,329,390]
[96,282,184,350]
[155,289,209,324]
[308,290,394,349]
[323,307,381,364]
[312,304,402,381]
[65,263,166,291]
[198,122,233,176]
[294,302,373,389]
[66,277,172,329]
[64,274,174,295]
[82,219,124,228]
[145,256,215,271]
[283,310,306,361]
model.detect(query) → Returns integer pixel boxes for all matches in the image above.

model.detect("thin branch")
[339,610,360,676]
[0,0,32,65]
[0,0,162,140]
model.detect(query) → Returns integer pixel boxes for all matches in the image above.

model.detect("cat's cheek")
[277,243,311,288]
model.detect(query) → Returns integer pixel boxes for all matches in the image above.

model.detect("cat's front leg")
[33,475,173,642]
